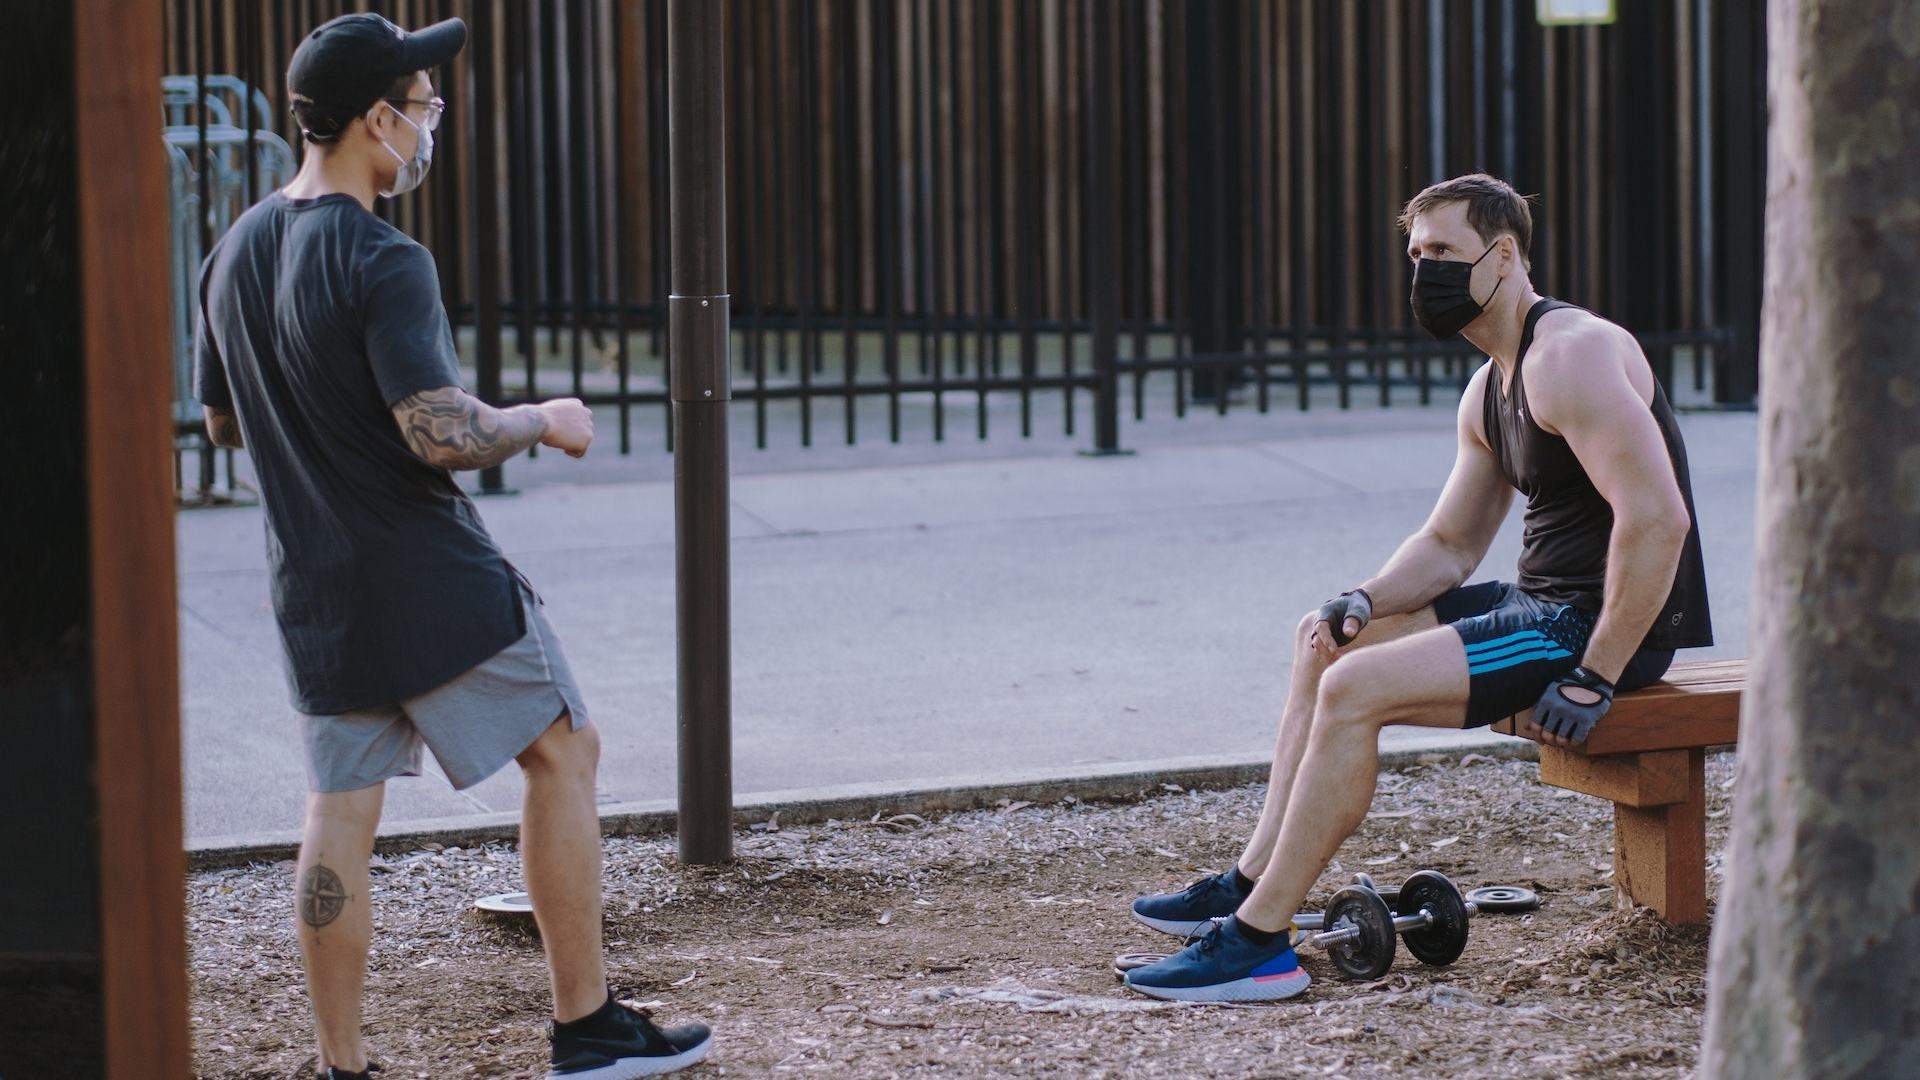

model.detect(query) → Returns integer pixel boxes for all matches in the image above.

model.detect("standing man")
[194,15,712,1076]
[1123,174,1713,1001]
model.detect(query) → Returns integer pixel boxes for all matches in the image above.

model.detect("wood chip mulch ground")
[188,751,1735,1078]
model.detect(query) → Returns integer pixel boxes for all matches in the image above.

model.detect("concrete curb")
[187,734,1538,872]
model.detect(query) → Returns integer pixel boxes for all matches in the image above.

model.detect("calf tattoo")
[392,386,546,470]
[300,863,350,929]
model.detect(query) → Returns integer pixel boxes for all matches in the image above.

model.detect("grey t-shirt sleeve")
[362,240,463,406]
[191,249,233,410]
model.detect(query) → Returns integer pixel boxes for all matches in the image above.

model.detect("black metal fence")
[164,0,1765,492]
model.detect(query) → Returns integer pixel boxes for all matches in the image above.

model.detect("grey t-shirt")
[194,191,523,715]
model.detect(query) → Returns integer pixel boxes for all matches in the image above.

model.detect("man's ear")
[362,100,390,140]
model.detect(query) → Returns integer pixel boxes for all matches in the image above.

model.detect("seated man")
[1124,174,1713,1002]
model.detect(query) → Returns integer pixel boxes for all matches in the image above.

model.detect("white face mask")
[376,101,433,198]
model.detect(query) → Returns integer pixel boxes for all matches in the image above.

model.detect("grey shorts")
[301,583,589,792]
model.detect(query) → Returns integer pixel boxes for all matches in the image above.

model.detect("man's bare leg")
[516,713,609,1023]
[298,784,385,1074]
[1234,608,1437,879]
[1237,625,1470,931]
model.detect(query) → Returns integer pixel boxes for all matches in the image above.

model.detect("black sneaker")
[547,996,713,1078]
[323,1064,381,1080]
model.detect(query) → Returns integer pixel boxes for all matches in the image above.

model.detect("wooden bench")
[1491,658,1743,924]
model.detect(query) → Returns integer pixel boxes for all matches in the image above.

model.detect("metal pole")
[668,0,733,864]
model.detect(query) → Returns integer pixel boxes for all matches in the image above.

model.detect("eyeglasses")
[384,95,446,132]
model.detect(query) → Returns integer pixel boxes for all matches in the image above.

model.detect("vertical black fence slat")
[1323,0,1350,410]
[927,0,948,442]
[472,0,507,494]
[538,2,561,361]
[1360,4,1390,410]
[649,0,674,448]
[836,0,859,445]
[770,0,792,381]
[1086,0,1121,455]
[730,0,765,449]
[1012,0,1035,438]
[566,0,588,398]
[877,0,901,443]
[1058,0,1077,438]
[909,0,931,386]
[1121,0,1136,420]
[1252,0,1271,409]
[970,0,989,438]
[798,0,819,446]
[516,1,539,403]
[1288,0,1310,411]
[613,0,632,454]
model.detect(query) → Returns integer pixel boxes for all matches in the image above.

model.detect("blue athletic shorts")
[1433,581,1675,729]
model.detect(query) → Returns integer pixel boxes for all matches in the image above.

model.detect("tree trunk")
[1700,2,1920,1077]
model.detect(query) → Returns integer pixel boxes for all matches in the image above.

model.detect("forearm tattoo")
[206,409,244,449]
[299,863,349,929]
[392,386,546,471]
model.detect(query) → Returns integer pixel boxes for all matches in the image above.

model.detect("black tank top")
[1483,298,1713,651]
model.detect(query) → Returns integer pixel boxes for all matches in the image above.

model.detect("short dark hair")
[1397,174,1535,262]
[292,72,417,145]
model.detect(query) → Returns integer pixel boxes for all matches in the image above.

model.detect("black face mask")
[1409,243,1501,340]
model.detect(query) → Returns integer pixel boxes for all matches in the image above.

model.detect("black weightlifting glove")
[1315,588,1374,647]
[1532,665,1616,743]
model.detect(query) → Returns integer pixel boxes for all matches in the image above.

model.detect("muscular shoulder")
[1457,361,1495,447]
[1521,311,1649,435]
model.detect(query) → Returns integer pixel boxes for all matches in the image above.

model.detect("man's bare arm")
[1358,364,1514,617]
[1526,326,1690,683]
[391,386,549,471]
[204,406,244,449]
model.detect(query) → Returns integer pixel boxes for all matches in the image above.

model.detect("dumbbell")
[1292,869,1474,981]
[1113,870,1528,982]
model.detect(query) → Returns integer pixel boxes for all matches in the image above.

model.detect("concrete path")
[180,398,1756,846]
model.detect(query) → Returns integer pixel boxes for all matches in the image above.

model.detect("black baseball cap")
[287,13,466,141]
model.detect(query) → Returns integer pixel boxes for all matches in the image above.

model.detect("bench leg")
[1611,748,1707,924]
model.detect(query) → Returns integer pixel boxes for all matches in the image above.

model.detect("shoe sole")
[1124,967,1312,1003]
[1129,909,1222,939]
[547,1033,714,1078]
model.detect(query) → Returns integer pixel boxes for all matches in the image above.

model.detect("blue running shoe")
[1123,916,1311,1003]
[1130,868,1250,938]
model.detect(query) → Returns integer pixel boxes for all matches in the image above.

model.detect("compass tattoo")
[299,863,350,929]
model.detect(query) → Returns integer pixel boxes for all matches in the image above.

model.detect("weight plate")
[1351,872,1401,910]
[1323,885,1397,981]
[1465,885,1541,914]
[1113,951,1171,980]
[474,891,534,916]
[1398,870,1470,967]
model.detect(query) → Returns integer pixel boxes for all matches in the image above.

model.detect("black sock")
[555,993,620,1035]
[1232,915,1287,947]
[1230,865,1256,894]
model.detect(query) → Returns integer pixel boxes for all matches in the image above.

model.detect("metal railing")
[164,0,1765,491]
[164,72,294,504]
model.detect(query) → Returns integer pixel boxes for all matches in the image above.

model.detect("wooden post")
[1610,749,1707,924]
[1,1,187,1075]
